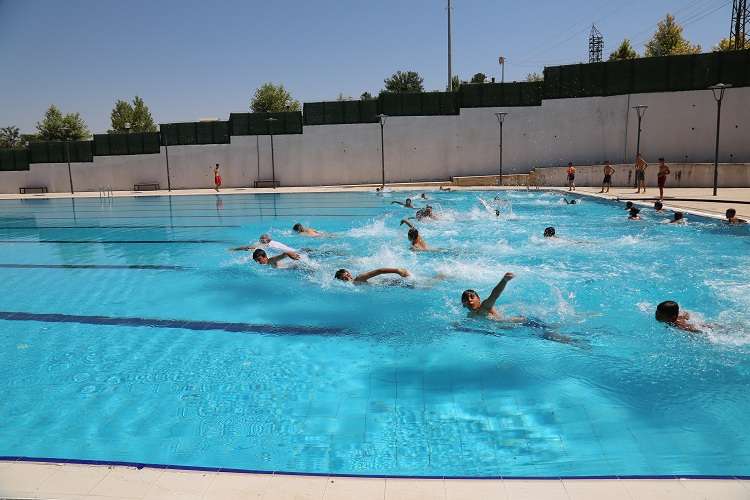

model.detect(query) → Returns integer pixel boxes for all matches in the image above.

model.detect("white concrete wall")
[1,87,748,193]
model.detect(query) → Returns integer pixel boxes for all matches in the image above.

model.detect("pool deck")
[2,183,748,498]
[1,460,748,500]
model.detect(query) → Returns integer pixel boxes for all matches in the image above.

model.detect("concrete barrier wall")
[1,87,748,193]
[534,163,750,188]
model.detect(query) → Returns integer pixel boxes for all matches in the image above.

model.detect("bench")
[254,179,280,188]
[19,186,48,194]
[133,183,160,191]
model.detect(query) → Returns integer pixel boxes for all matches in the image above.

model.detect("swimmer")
[440,186,452,191]
[252,248,300,268]
[655,301,701,333]
[420,193,428,199]
[391,198,414,208]
[460,272,524,322]
[543,227,556,238]
[335,267,410,284]
[415,205,437,221]
[628,207,641,220]
[400,219,431,251]
[725,208,747,225]
[624,201,634,211]
[654,201,664,212]
[563,198,578,205]
[230,234,299,258]
[669,211,685,224]
[292,223,324,237]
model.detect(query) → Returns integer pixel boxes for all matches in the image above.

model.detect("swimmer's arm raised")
[229,244,257,251]
[268,252,300,266]
[354,268,410,283]
[479,272,514,313]
[400,219,415,229]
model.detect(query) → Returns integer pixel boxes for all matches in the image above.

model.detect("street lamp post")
[709,83,731,196]
[62,125,74,194]
[632,105,648,188]
[494,112,508,186]
[163,128,172,191]
[498,56,505,84]
[266,117,278,189]
[378,114,388,188]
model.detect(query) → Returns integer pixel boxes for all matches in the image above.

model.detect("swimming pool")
[1,190,749,477]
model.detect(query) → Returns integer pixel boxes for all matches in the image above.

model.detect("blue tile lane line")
[0,264,187,270]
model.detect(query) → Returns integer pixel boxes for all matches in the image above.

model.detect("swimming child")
[564,198,578,205]
[335,268,410,284]
[231,234,300,259]
[292,223,324,237]
[628,207,641,220]
[460,272,524,322]
[391,198,414,208]
[725,208,747,224]
[252,248,300,268]
[654,201,664,212]
[415,205,437,220]
[625,201,634,211]
[655,301,701,333]
[669,211,685,224]
[543,227,556,238]
[400,219,431,251]
[213,164,221,191]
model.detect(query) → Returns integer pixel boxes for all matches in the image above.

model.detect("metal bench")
[133,183,160,191]
[254,179,280,188]
[19,186,48,194]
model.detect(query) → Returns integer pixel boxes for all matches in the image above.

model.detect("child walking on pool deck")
[213,164,222,191]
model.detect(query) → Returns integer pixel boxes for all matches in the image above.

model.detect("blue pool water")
[0,190,749,477]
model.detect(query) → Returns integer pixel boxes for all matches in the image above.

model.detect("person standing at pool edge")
[634,154,647,193]
[599,160,615,193]
[213,164,222,191]
[566,162,576,191]
[657,158,670,200]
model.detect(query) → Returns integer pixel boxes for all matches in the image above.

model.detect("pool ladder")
[99,186,113,198]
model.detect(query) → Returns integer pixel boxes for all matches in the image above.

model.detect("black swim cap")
[544,227,555,237]
[656,301,680,323]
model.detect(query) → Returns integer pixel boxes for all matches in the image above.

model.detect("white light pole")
[498,56,506,84]
[447,0,453,91]
[378,114,388,188]
[494,112,508,185]
[632,105,648,188]
[709,83,731,196]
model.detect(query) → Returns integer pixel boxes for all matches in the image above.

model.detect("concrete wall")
[533,163,750,188]
[2,87,749,193]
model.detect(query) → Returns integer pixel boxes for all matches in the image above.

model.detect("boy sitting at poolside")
[335,268,410,284]
[655,301,701,333]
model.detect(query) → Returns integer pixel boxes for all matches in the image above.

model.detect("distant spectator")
[599,160,615,193]
[566,162,576,192]
[213,164,222,191]
[657,158,670,200]
[634,153,648,194]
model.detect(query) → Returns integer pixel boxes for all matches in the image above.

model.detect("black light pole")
[266,117,278,188]
[163,128,172,191]
[632,105,648,187]
[62,125,74,194]
[709,83,731,196]
[378,114,387,188]
[494,112,508,186]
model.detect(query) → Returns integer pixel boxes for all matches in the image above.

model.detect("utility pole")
[447,0,453,91]
[730,0,748,49]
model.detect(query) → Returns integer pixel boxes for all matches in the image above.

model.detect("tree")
[250,83,300,113]
[644,14,701,57]
[36,105,90,141]
[470,72,487,84]
[383,70,424,93]
[0,126,23,149]
[360,91,374,100]
[714,36,750,51]
[525,72,544,82]
[109,96,157,133]
[609,39,639,60]
[447,75,461,91]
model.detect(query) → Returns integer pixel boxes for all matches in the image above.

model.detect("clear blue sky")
[0,0,733,134]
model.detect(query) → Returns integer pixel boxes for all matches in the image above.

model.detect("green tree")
[714,36,750,51]
[644,14,701,57]
[383,70,424,93]
[609,39,639,60]
[109,96,157,133]
[0,126,23,149]
[36,105,90,141]
[470,72,487,84]
[525,72,544,82]
[446,75,461,91]
[250,83,300,113]
[360,91,374,100]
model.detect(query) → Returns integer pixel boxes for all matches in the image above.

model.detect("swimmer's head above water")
[292,223,304,233]
[544,227,556,238]
[460,289,481,311]
[625,201,634,210]
[259,234,271,244]
[335,269,354,281]
[252,248,268,264]
[655,300,680,323]
[407,228,419,243]
[654,201,663,211]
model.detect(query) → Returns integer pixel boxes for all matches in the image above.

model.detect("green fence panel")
[109,134,128,155]
[421,92,440,115]
[29,142,49,164]
[342,101,360,123]
[379,93,402,115]
[580,62,606,96]
[46,142,64,163]
[143,132,161,153]
[71,140,93,162]
[126,134,143,155]
[0,149,13,170]
[177,123,197,145]
[360,99,379,122]
[544,66,561,99]
[228,113,249,135]
[94,134,110,156]
[440,92,459,114]
[520,81,543,105]
[559,64,582,98]
[398,93,419,115]
[633,56,669,93]
[605,59,633,95]
[213,121,230,143]
[248,113,268,135]
[719,49,749,87]
[13,149,29,170]
[159,124,179,145]
[459,84,482,107]
[324,101,344,124]
[196,122,214,144]
[303,102,325,125]
[267,112,287,134]
[668,54,694,91]
[692,52,720,88]
[284,112,303,133]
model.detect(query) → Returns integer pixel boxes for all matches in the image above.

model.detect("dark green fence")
[229,112,303,135]
[28,140,93,164]
[303,100,380,125]
[544,49,750,99]
[94,133,160,156]
[159,121,230,146]
[459,82,543,107]
[0,149,30,171]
